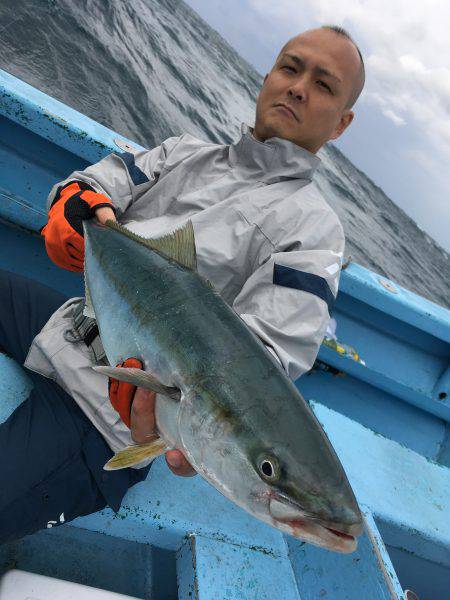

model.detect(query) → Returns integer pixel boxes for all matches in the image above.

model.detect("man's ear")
[329,110,354,141]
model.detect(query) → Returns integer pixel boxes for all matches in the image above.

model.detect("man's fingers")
[130,388,157,444]
[130,389,196,477]
[165,450,196,477]
[95,206,117,225]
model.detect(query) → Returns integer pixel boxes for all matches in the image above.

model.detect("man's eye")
[318,81,331,92]
[282,66,296,72]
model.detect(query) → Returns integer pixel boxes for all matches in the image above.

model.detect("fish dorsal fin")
[105,219,197,271]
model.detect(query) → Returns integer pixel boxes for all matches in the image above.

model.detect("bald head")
[277,26,365,109]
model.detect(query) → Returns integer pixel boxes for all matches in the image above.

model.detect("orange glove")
[41,181,115,272]
[108,358,144,429]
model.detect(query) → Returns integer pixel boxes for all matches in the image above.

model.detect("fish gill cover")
[0,0,448,308]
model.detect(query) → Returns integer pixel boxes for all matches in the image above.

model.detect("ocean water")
[0,0,448,308]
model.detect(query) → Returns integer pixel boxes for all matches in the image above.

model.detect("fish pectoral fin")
[93,366,181,400]
[104,438,168,470]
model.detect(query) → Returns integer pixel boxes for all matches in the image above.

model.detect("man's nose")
[288,76,308,102]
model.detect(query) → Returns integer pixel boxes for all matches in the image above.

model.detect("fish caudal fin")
[93,366,181,400]
[104,438,168,470]
[104,219,197,271]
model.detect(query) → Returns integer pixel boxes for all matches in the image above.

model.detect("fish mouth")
[269,495,362,553]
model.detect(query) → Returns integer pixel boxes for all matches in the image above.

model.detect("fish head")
[250,441,363,554]
[179,378,363,553]
[239,428,362,554]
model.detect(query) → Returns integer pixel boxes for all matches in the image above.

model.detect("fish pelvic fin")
[93,366,181,400]
[104,438,168,470]
[104,218,197,271]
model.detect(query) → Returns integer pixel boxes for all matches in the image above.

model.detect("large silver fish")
[83,218,363,553]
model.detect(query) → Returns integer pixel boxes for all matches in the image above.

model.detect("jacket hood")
[229,123,321,184]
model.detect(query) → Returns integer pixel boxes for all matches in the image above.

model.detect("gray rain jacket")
[24,123,345,462]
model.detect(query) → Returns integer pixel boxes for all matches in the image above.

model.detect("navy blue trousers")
[0,269,151,544]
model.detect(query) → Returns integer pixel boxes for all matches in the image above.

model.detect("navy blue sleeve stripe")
[118,152,149,186]
[273,263,335,316]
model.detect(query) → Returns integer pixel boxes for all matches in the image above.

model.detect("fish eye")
[257,454,280,481]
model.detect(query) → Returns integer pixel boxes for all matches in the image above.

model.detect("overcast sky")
[185,0,450,252]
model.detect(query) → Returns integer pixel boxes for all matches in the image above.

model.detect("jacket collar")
[228,122,321,184]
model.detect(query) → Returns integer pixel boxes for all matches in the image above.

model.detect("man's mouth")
[275,103,298,121]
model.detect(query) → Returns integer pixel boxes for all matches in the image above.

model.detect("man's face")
[253,29,361,153]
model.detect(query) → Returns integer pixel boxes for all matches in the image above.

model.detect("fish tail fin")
[103,438,168,470]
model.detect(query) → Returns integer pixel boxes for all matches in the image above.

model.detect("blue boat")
[0,68,448,600]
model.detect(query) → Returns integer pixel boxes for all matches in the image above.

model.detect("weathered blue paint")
[298,369,446,460]
[311,403,450,568]
[339,263,450,341]
[177,535,300,600]
[1,66,449,598]
[317,288,450,422]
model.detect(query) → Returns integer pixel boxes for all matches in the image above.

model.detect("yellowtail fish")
[83,218,362,553]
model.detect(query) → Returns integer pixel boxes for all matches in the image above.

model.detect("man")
[0,25,365,542]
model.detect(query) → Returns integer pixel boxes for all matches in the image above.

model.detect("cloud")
[381,109,406,127]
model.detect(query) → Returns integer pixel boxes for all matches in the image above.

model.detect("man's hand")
[131,388,196,477]
[108,358,195,477]
[41,181,117,272]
